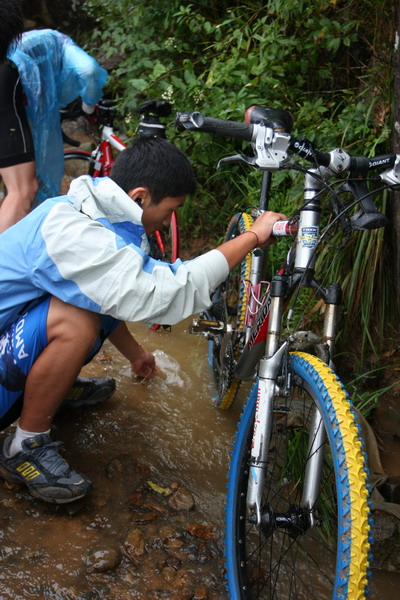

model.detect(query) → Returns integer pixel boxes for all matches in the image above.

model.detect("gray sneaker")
[62,376,116,409]
[0,434,91,504]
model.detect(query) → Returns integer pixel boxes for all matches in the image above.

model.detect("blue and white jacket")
[0,176,229,335]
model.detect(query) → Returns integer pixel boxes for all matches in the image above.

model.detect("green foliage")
[80,0,396,365]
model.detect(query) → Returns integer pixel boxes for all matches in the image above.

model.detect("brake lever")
[217,154,257,169]
[380,155,400,186]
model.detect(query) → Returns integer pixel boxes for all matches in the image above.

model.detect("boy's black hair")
[0,0,24,62]
[110,137,196,204]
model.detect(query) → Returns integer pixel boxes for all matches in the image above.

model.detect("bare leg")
[0,161,38,232]
[19,296,100,432]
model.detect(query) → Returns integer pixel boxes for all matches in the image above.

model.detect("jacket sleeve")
[37,203,229,325]
[59,34,108,107]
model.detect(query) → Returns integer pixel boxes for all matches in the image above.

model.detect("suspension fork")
[246,275,288,525]
[300,284,342,519]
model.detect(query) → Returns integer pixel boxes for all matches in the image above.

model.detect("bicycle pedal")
[189,318,224,336]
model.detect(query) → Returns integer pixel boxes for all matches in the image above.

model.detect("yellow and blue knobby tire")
[225,352,370,599]
[208,212,253,409]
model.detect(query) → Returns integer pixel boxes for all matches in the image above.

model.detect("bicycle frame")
[237,167,341,526]
[90,126,127,177]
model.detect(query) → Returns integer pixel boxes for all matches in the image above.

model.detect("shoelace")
[31,441,71,476]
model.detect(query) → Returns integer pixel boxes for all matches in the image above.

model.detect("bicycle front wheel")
[208,212,253,409]
[226,352,370,600]
[61,150,95,195]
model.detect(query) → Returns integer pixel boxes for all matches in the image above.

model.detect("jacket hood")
[68,175,143,226]
[67,175,149,251]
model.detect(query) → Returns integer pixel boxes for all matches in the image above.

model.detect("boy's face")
[141,195,185,235]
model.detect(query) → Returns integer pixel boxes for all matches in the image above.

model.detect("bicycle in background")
[176,106,400,599]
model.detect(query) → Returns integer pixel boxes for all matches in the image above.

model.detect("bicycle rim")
[148,211,180,264]
[61,151,95,195]
[208,212,253,409]
[225,352,370,600]
[0,177,6,204]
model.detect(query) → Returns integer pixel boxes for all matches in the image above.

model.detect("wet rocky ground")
[0,324,400,600]
[0,324,231,599]
[0,472,226,600]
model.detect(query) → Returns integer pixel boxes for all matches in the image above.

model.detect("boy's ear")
[127,187,151,205]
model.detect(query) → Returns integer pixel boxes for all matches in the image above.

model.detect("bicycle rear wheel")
[225,352,370,600]
[207,212,253,409]
[0,177,6,204]
[148,210,180,263]
[61,150,95,195]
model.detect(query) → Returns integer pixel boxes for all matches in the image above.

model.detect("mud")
[0,321,234,599]
[0,319,399,598]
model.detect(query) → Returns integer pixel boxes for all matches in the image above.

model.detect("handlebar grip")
[176,111,254,142]
[272,220,298,237]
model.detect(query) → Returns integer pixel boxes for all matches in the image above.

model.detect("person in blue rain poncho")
[0,0,107,231]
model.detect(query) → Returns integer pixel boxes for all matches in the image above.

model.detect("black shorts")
[0,60,35,168]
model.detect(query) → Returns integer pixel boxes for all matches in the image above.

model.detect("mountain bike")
[176,106,400,599]
[61,98,180,264]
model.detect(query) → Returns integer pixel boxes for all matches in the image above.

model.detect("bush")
[80,0,395,365]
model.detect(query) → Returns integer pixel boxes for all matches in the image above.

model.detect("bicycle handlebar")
[176,111,254,142]
[175,110,398,175]
[175,109,400,231]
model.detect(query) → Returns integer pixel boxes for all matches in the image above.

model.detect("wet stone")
[147,591,173,599]
[161,566,177,582]
[86,514,110,530]
[86,548,120,573]
[164,554,181,569]
[130,511,159,524]
[193,584,209,600]
[144,549,169,570]
[107,584,143,599]
[0,546,18,561]
[159,524,179,540]
[124,529,145,560]
[164,537,184,550]
[186,523,215,540]
[165,547,187,563]
[143,498,167,513]
[3,480,22,492]
[0,496,19,508]
[105,458,124,479]
[168,487,195,511]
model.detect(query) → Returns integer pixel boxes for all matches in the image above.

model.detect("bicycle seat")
[245,105,294,133]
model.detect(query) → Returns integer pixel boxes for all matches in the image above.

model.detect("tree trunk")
[391,3,400,316]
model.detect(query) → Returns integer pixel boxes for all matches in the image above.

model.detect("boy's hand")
[250,211,287,247]
[131,349,157,379]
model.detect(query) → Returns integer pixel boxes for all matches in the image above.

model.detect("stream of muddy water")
[0,317,399,599]
[0,320,237,599]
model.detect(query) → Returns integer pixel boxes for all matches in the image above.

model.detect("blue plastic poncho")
[8,29,108,205]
